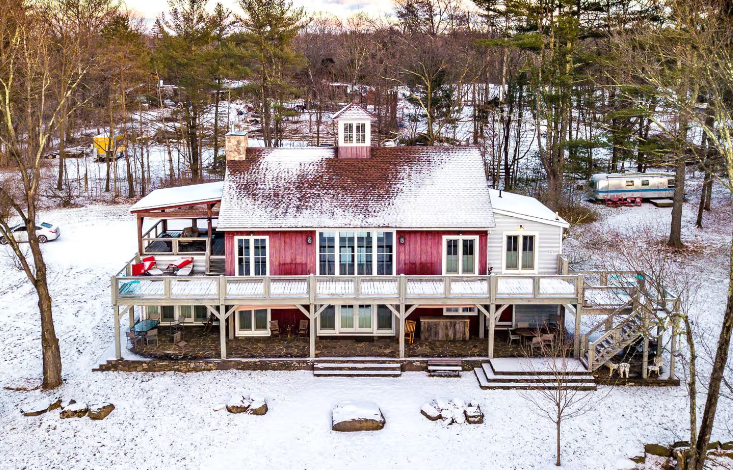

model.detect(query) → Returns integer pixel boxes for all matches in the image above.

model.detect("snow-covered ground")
[0,178,731,469]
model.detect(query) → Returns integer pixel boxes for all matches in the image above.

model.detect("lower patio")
[129,327,531,360]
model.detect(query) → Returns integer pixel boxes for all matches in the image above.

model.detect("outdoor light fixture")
[519,225,524,231]
[307,236,313,244]
[399,236,405,244]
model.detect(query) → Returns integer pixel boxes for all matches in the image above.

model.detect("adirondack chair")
[405,320,416,344]
[269,320,281,337]
[297,319,309,336]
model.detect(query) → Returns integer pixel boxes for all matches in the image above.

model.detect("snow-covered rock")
[20,397,61,417]
[227,391,267,415]
[332,401,385,432]
[247,400,268,416]
[421,403,440,421]
[465,406,483,424]
[88,403,115,420]
[60,402,88,419]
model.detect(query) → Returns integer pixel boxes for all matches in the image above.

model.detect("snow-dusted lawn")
[0,179,731,469]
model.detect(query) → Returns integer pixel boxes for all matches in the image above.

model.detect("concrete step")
[313,360,402,377]
[428,365,462,371]
[314,362,401,370]
[487,359,591,376]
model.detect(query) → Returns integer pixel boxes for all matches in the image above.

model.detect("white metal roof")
[488,189,569,228]
[130,181,223,212]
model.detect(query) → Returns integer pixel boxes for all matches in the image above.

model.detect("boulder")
[421,403,440,421]
[630,456,646,464]
[464,406,484,425]
[440,417,454,427]
[672,441,690,449]
[20,397,61,417]
[247,401,268,416]
[721,441,733,450]
[88,403,115,420]
[332,401,385,432]
[453,411,466,424]
[645,443,672,457]
[60,399,76,409]
[60,402,89,419]
[226,392,252,414]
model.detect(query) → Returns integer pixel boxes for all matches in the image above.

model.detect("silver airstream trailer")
[590,173,675,200]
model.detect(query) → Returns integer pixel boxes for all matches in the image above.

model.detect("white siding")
[487,213,563,275]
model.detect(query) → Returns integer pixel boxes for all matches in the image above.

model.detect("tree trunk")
[213,79,221,169]
[667,159,686,248]
[556,418,562,466]
[691,272,733,469]
[696,171,710,228]
[57,110,66,191]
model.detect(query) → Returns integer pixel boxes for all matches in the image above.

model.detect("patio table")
[132,319,160,334]
[514,328,538,345]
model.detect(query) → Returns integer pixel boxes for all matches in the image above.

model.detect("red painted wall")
[225,230,488,277]
[396,231,488,276]
[225,231,316,276]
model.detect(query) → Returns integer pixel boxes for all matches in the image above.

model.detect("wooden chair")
[269,320,280,337]
[203,313,215,334]
[148,312,161,321]
[126,331,142,349]
[507,330,521,345]
[297,319,309,336]
[405,320,416,344]
[647,356,664,377]
[529,337,543,355]
[145,329,158,346]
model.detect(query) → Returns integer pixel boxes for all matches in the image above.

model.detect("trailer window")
[641,180,649,186]
[625,180,634,187]
[668,178,675,189]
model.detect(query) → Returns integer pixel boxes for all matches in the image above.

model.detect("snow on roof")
[591,172,673,180]
[219,146,495,230]
[488,189,569,228]
[130,181,223,212]
[332,103,376,121]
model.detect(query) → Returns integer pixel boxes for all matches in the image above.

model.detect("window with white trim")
[317,304,394,334]
[355,123,366,144]
[443,236,478,275]
[343,122,354,143]
[317,230,394,276]
[235,236,269,276]
[504,233,536,272]
[444,307,477,315]
[236,309,269,336]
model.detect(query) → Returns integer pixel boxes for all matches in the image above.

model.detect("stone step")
[427,365,462,371]
[487,359,591,376]
[481,363,594,383]
[474,368,597,390]
[314,362,401,371]
[313,370,401,377]
[428,370,461,378]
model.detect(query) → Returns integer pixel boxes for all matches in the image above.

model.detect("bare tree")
[518,332,603,466]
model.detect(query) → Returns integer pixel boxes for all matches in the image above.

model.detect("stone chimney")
[225,131,248,161]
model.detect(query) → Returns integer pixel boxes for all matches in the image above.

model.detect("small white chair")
[647,356,664,377]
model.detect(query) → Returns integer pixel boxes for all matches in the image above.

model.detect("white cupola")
[332,103,376,159]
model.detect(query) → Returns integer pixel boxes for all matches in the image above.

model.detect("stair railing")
[587,307,646,369]
[581,297,635,357]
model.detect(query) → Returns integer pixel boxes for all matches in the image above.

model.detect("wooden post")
[399,303,405,358]
[641,303,650,379]
[228,310,235,340]
[113,304,121,360]
[219,304,227,359]
[573,303,582,358]
[207,204,213,244]
[479,305,485,339]
[162,219,168,233]
[309,304,316,359]
[488,304,496,359]
[128,306,135,329]
[136,215,144,255]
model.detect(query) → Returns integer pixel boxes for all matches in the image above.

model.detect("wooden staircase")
[313,359,402,377]
[473,360,597,390]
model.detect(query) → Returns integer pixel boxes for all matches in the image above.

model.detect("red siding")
[396,231,488,275]
[337,146,370,159]
[225,231,316,276]
[225,229,487,277]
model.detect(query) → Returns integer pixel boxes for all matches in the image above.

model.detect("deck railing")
[112,271,584,305]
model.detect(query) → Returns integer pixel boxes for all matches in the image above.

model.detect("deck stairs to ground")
[207,257,226,275]
[312,359,402,377]
[473,360,597,390]
[427,359,463,377]
[583,298,665,371]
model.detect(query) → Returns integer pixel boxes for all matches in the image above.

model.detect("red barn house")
[111,104,597,369]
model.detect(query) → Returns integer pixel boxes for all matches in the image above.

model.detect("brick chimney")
[225,131,248,161]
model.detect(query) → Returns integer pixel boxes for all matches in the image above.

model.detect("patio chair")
[529,336,543,355]
[405,320,416,344]
[269,320,280,337]
[297,319,309,336]
[647,356,664,377]
[540,333,555,349]
[507,330,521,345]
[141,256,164,276]
[126,331,142,349]
[168,257,194,276]
[145,329,158,346]
[148,312,161,321]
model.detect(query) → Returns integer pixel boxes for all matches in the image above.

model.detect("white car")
[0,222,61,244]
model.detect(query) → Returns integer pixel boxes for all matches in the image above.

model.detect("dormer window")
[333,103,376,158]
[343,122,366,144]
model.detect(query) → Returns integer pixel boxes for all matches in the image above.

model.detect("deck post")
[399,274,406,359]
[641,302,650,379]
[128,306,135,329]
[228,312,235,340]
[488,304,496,359]
[219,304,227,359]
[113,304,121,360]
[573,303,582,358]
[309,304,315,359]
[479,305,485,339]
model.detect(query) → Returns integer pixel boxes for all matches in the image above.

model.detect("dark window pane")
[194,306,208,322]
[253,238,267,276]
[356,231,373,275]
[238,239,250,276]
[320,305,335,330]
[254,309,268,330]
[319,232,335,275]
[239,310,252,331]
[462,239,475,274]
[377,305,393,330]
[339,232,355,275]
[506,235,519,270]
[521,235,535,270]
[377,232,393,275]
[161,306,175,321]
[445,239,459,274]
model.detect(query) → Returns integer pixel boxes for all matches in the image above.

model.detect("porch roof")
[131,181,223,213]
